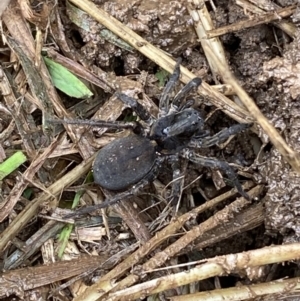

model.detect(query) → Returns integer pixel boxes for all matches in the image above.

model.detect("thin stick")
[206,5,296,38]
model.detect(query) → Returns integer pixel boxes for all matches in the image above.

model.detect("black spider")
[50,59,251,218]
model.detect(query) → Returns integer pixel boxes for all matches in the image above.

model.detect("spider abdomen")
[93,135,156,191]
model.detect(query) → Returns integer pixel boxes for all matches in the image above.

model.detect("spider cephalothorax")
[51,59,251,218]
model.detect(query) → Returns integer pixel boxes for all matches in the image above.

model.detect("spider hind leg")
[181,150,250,200]
[190,123,252,148]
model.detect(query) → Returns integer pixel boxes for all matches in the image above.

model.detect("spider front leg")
[159,58,202,116]
[190,123,252,148]
[115,92,153,124]
[116,59,183,122]
[172,77,202,111]
[159,59,182,117]
[181,149,250,200]
[47,118,140,132]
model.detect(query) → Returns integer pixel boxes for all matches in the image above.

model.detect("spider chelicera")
[50,59,252,218]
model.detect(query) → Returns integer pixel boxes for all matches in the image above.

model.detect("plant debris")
[1,0,300,300]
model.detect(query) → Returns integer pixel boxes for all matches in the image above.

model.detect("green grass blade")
[44,57,93,98]
[0,151,27,180]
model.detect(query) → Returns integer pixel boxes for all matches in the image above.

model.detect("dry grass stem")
[236,0,297,38]
[206,5,296,38]
[188,0,227,80]
[106,243,300,301]
[165,277,300,301]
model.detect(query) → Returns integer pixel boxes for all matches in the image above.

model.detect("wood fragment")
[0,256,110,298]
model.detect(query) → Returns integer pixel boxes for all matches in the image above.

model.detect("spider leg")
[115,92,152,123]
[177,99,195,111]
[190,123,252,148]
[172,77,202,110]
[181,149,250,200]
[64,156,165,219]
[47,118,140,131]
[48,92,153,130]
[159,58,182,117]
[168,155,185,208]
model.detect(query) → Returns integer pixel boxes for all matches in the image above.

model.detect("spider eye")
[163,127,170,135]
